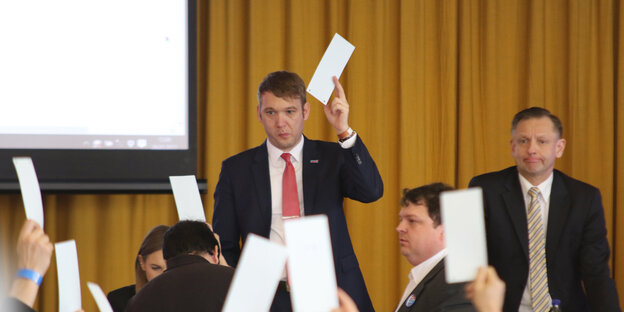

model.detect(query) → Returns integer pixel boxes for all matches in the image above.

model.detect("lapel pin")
[405,294,416,307]
[310,159,319,164]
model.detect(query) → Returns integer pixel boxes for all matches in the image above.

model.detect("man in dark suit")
[394,183,474,312]
[213,71,383,312]
[126,221,234,312]
[469,107,620,312]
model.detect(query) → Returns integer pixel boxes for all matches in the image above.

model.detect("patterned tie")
[528,187,551,311]
[281,153,300,218]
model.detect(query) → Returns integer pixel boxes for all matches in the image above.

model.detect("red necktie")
[281,153,300,218]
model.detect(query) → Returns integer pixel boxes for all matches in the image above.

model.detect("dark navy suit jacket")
[213,136,383,312]
[469,166,620,312]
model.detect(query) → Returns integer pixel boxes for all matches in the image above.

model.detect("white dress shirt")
[395,249,447,312]
[518,172,553,312]
[266,133,357,279]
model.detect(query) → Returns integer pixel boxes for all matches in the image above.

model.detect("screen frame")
[0,0,205,194]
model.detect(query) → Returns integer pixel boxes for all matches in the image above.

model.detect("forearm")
[9,279,39,308]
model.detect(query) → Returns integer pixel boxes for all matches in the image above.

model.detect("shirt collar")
[266,135,304,165]
[408,249,447,284]
[518,171,553,202]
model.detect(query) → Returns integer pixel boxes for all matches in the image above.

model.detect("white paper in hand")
[169,175,206,222]
[284,215,338,312]
[307,33,355,105]
[222,234,288,312]
[12,157,44,229]
[440,188,488,283]
[55,240,82,312]
[87,282,113,312]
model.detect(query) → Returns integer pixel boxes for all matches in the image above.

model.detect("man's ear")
[211,245,219,264]
[555,138,566,158]
[303,102,310,120]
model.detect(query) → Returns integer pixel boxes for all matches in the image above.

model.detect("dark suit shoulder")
[107,284,136,312]
[221,143,266,166]
[469,166,516,187]
[553,169,599,193]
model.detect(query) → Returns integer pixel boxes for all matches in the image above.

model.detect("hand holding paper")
[323,76,350,134]
[307,33,355,105]
[16,220,53,277]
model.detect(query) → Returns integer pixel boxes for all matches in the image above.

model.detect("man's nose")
[527,139,537,153]
[396,222,404,233]
[275,112,285,126]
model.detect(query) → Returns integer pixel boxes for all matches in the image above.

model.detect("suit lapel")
[400,261,444,312]
[252,142,272,231]
[302,137,319,215]
[546,170,570,266]
[501,168,529,259]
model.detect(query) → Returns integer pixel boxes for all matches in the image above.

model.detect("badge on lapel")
[310,159,319,164]
[405,294,416,308]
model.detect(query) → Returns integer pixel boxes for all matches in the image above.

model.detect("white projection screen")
[0,0,201,192]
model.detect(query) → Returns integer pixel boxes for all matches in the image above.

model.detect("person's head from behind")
[256,71,310,152]
[396,183,454,266]
[162,220,220,264]
[135,225,169,291]
[510,107,566,184]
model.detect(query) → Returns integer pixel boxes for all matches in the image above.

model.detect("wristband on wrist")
[17,269,43,286]
[338,128,355,143]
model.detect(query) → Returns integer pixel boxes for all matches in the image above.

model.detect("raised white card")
[284,215,338,312]
[307,33,355,105]
[87,282,113,312]
[55,240,82,312]
[440,187,488,283]
[12,157,44,228]
[169,175,206,222]
[222,234,288,312]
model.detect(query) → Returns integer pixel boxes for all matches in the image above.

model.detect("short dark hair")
[511,107,563,138]
[162,221,220,260]
[257,71,307,107]
[400,182,454,227]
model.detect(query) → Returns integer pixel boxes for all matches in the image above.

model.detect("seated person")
[107,225,169,312]
[333,266,506,312]
[125,220,234,312]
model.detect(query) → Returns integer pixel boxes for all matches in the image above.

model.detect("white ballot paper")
[440,187,488,283]
[222,234,288,312]
[87,282,113,312]
[307,33,355,105]
[55,240,82,312]
[12,157,44,228]
[284,215,338,312]
[169,175,206,222]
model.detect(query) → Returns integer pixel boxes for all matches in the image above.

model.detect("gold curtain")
[0,0,622,310]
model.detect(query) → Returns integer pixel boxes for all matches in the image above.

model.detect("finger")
[18,220,38,241]
[333,76,345,99]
